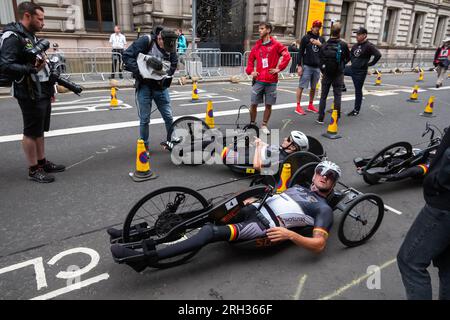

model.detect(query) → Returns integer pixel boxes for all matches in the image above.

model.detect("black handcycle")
[353,123,445,185]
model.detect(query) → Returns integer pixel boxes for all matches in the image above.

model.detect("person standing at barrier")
[343,27,381,117]
[295,20,325,115]
[397,128,450,300]
[123,26,178,152]
[109,25,127,79]
[245,22,291,135]
[288,40,300,74]
[316,23,350,124]
[0,2,65,183]
[433,38,450,88]
[176,28,187,67]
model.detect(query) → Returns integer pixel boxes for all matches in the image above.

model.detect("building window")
[410,12,425,45]
[381,8,398,44]
[433,16,448,46]
[341,1,350,38]
[83,0,116,33]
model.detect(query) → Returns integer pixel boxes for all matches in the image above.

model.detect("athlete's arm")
[266,227,327,253]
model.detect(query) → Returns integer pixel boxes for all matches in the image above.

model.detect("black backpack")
[0,30,27,87]
[320,41,342,76]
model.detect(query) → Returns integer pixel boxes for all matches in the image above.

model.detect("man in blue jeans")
[343,27,381,117]
[123,26,178,151]
[397,128,450,300]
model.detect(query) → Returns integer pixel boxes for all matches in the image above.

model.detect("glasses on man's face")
[315,167,337,181]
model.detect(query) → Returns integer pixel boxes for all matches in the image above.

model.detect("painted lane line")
[384,204,402,215]
[53,104,134,116]
[0,98,355,144]
[66,156,95,170]
[428,86,450,90]
[293,274,308,300]
[0,257,48,291]
[30,273,110,300]
[318,258,397,300]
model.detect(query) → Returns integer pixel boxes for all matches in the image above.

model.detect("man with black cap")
[123,26,178,153]
[344,27,381,117]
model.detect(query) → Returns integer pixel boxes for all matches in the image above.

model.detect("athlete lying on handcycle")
[109,160,341,272]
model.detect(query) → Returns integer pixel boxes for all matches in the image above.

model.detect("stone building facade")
[1,0,449,54]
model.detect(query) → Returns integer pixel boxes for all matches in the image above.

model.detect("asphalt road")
[0,71,449,300]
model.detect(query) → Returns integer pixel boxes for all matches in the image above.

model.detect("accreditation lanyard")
[260,42,271,69]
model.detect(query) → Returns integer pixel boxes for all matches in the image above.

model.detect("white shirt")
[109,33,127,49]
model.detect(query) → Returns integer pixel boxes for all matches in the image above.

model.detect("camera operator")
[122,26,178,152]
[0,2,65,183]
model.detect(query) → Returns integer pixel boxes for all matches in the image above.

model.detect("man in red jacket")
[246,22,291,135]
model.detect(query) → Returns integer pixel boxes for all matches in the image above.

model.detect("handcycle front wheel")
[338,193,384,247]
[167,116,211,142]
[363,142,413,179]
[288,162,319,188]
[123,186,210,268]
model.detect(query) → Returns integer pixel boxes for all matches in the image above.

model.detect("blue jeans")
[344,67,367,112]
[136,84,173,147]
[397,204,450,300]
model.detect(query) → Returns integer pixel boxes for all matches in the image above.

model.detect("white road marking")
[293,274,308,300]
[428,86,450,90]
[180,97,240,107]
[318,258,397,300]
[384,205,402,215]
[66,156,95,170]
[0,257,48,291]
[30,273,110,300]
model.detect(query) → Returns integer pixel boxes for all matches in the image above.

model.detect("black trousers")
[318,73,344,120]
[111,49,124,78]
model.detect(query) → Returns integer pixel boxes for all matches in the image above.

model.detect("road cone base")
[191,99,200,103]
[420,112,436,118]
[130,170,158,182]
[322,132,342,139]
[407,99,420,103]
[416,80,423,82]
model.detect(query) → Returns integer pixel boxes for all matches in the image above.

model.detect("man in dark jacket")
[345,27,382,116]
[397,127,450,300]
[295,20,325,116]
[0,2,65,183]
[122,26,178,151]
[316,23,350,124]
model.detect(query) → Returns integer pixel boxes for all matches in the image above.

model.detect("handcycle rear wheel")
[288,162,319,188]
[167,116,211,142]
[363,142,413,184]
[338,193,384,247]
[123,186,210,268]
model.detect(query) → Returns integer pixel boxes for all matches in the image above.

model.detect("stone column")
[117,0,133,32]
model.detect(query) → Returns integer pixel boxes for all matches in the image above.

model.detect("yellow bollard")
[276,163,292,193]
[420,96,436,118]
[130,139,158,182]
[407,85,420,103]
[322,109,342,140]
[205,100,215,128]
[191,81,199,102]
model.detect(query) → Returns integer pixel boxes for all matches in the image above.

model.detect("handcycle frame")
[354,123,444,185]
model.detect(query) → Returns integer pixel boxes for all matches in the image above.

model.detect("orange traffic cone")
[276,163,291,193]
[407,85,420,103]
[322,109,341,139]
[191,81,200,102]
[130,139,158,182]
[417,68,424,82]
[110,86,119,109]
[375,71,382,86]
[420,96,436,118]
[205,100,215,128]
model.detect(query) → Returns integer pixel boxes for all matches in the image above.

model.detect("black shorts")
[18,98,52,138]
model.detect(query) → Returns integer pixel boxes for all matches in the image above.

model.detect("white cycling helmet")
[315,160,341,181]
[290,131,309,151]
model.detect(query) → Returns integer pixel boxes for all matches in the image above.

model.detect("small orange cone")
[205,100,215,128]
[191,81,200,102]
[375,71,382,86]
[420,96,436,118]
[322,109,342,139]
[276,163,291,193]
[407,85,420,103]
[130,139,158,182]
[417,68,424,82]
[110,86,119,109]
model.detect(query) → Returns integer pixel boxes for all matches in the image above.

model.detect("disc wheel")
[363,142,413,176]
[338,194,384,247]
[123,186,210,268]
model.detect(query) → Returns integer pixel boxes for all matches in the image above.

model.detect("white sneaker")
[260,125,271,135]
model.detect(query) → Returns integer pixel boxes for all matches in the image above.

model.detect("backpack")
[320,41,342,76]
[0,30,27,87]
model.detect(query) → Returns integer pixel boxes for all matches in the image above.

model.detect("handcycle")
[353,123,445,185]
[109,163,384,270]
[166,110,326,176]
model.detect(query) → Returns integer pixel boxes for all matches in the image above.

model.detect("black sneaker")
[29,168,55,183]
[160,141,175,151]
[316,118,324,124]
[43,161,66,173]
[347,110,359,117]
